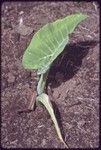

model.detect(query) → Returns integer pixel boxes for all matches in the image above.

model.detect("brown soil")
[1,1,99,148]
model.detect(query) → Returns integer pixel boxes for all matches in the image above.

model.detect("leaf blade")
[22,13,88,74]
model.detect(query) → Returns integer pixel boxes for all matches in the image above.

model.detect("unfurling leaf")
[36,93,68,148]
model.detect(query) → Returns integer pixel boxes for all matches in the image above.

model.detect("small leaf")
[22,13,88,74]
[36,93,68,148]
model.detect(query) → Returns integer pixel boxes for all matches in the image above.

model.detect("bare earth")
[1,1,99,148]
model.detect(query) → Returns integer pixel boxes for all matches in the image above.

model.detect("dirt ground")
[1,1,99,148]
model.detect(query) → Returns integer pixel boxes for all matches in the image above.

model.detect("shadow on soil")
[46,40,98,89]
[46,40,97,140]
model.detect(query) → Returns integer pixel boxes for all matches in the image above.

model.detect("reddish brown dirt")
[1,1,99,148]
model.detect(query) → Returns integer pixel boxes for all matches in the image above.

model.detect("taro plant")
[22,13,88,148]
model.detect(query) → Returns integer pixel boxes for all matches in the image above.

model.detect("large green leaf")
[22,13,88,74]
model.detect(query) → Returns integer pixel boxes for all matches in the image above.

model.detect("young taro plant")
[22,13,88,148]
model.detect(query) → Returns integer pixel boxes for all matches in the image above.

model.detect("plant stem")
[37,70,49,95]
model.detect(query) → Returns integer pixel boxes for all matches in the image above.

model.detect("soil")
[1,1,99,148]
